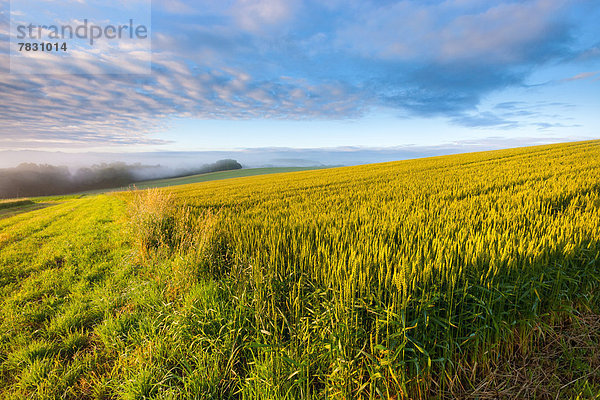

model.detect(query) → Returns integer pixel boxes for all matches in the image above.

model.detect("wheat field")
[0,140,599,398]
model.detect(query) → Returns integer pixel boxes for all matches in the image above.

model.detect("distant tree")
[210,159,243,172]
[0,163,71,198]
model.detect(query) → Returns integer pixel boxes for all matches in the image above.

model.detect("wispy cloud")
[563,71,600,81]
[450,101,582,130]
[232,0,299,33]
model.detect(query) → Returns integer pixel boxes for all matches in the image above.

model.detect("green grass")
[134,167,330,189]
[81,167,330,194]
[0,199,62,220]
[0,143,598,399]
[0,200,34,210]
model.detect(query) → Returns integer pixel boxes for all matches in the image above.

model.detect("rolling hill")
[0,141,598,399]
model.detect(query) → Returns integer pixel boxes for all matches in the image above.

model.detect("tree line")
[0,159,242,198]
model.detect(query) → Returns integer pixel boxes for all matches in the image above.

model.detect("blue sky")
[0,0,599,158]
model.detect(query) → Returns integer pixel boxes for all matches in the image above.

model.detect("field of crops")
[0,140,599,399]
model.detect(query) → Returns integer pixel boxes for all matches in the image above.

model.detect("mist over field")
[0,136,580,171]
[0,160,242,198]
[0,137,583,199]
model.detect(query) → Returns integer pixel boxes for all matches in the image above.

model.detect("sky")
[0,0,599,166]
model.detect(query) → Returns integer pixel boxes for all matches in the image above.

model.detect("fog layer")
[0,160,242,199]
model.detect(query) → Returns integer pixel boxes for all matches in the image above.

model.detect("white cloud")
[0,48,364,147]
[334,0,569,63]
[563,71,600,81]
[231,0,299,33]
